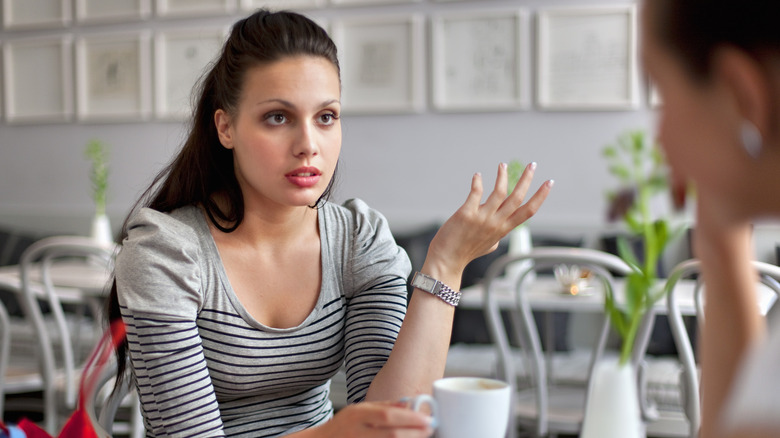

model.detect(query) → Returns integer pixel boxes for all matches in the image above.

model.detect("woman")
[109,9,552,437]
[641,0,780,437]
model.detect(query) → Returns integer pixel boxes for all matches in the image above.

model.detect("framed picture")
[431,9,529,111]
[2,36,73,123]
[76,32,152,121]
[156,0,236,17]
[537,5,639,110]
[331,15,425,114]
[155,28,226,120]
[240,0,323,10]
[2,0,71,29]
[331,0,419,4]
[75,0,150,23]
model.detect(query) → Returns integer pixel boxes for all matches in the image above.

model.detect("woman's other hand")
[311,402,434,438]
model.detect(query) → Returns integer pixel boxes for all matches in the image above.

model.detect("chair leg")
[130,393,144,438]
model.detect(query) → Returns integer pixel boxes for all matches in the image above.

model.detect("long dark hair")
[652,0,780,80]
[107,8,340,387]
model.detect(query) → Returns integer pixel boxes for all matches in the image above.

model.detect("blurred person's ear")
[713,46,774,141]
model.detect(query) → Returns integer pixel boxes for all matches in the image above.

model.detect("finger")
[503,162,537,209]
[508,179,554,226]
[364,405,433,430]
[462,172,484,210]
[483,163,510,211]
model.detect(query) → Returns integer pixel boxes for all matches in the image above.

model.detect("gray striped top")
[115,200,411,437]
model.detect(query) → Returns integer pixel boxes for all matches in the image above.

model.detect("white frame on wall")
[240,0,323,10]
[536,5,639,110]
[76,31,152,121]
[75,0,150,23]
[2,36,73,123]
[330,0,420,5]
[431,9,529,112]
[155,28,226,120]
[2,0,71,29]
[331,14,425,114]
[156,0,236,17]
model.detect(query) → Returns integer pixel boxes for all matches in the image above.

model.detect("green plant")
[602,130,679,365]
[507,160,527,230]
[84,139,109,217]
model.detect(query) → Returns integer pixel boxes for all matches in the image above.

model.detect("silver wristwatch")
[410,272,461,307]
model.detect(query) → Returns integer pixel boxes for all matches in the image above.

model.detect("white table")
[460,276,700,315]
[0,261,111,299]
[459,275,776,316]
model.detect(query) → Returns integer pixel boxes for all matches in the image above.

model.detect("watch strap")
[411,271,461,307]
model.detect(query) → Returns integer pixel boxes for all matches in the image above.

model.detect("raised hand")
[425,162,553,277]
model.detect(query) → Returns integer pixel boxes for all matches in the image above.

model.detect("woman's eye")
[318,112,339,125]
[265,113,287,125]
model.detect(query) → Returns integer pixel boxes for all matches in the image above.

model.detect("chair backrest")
[664,258,780,438]
[0,297,10,415]
[17,235,115,433]
[482,246,633,437]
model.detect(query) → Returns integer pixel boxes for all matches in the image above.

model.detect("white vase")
[91,214,113,245]
[581,358,644,438]
[506,225,534,284]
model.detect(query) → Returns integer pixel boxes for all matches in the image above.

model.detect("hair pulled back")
[652,0,780,80]
[108,9,340,387]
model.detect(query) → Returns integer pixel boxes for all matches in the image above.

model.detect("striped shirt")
[115,200,411,437]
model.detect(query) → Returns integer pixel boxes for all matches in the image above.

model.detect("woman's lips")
[286,167,321,188]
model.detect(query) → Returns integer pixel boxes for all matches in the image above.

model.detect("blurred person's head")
[641,0,780,218]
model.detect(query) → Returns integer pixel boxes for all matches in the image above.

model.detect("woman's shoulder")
[322,198,390,232]
[121,205,205,258]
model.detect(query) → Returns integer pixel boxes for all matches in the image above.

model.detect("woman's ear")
[713,46,773,137]
[214,109,234,149]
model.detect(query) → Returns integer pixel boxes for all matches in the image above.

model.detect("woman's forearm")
[365,259,459,400]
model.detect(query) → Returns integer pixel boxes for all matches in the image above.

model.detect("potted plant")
[84,139,112,244]
[581,130,680,438]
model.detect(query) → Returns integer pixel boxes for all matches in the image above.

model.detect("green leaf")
[616,236,642,273]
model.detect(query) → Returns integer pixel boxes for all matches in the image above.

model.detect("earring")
[740,120,763,159]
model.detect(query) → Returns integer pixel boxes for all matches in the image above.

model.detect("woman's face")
[640,2,746,201]
[215,56,341,211]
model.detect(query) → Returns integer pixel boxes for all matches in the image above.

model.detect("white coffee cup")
[407,377,511,438]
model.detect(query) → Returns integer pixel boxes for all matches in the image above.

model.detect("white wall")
[0,0,655,237]
[23,0,777,268]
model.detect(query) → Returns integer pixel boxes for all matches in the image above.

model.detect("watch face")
[415,274,436,291]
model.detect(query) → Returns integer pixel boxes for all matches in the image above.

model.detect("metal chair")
[82,323,143,438]
[14,236,115,433]
[662,259,780,438]
[482,247,633,438]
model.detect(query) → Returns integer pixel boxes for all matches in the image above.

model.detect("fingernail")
[548,179,555,187]
[530,162,537,170]
[500,162,508,169]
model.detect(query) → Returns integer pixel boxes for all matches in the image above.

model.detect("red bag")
[15,321,127,438]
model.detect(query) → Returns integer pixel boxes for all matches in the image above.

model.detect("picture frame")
[2,0,71,29]
[156,0,236,17]
[536,5,639,110]
[431,9,529,112]
[2,36,73,123]
[155,28,226,120]
[76,32,152,121]
[240,0,323,10]
[75,0,150,23]
[331,14,425,114]
[330,0,420,5]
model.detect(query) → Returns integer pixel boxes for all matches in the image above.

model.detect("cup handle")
[405,394,438,429]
